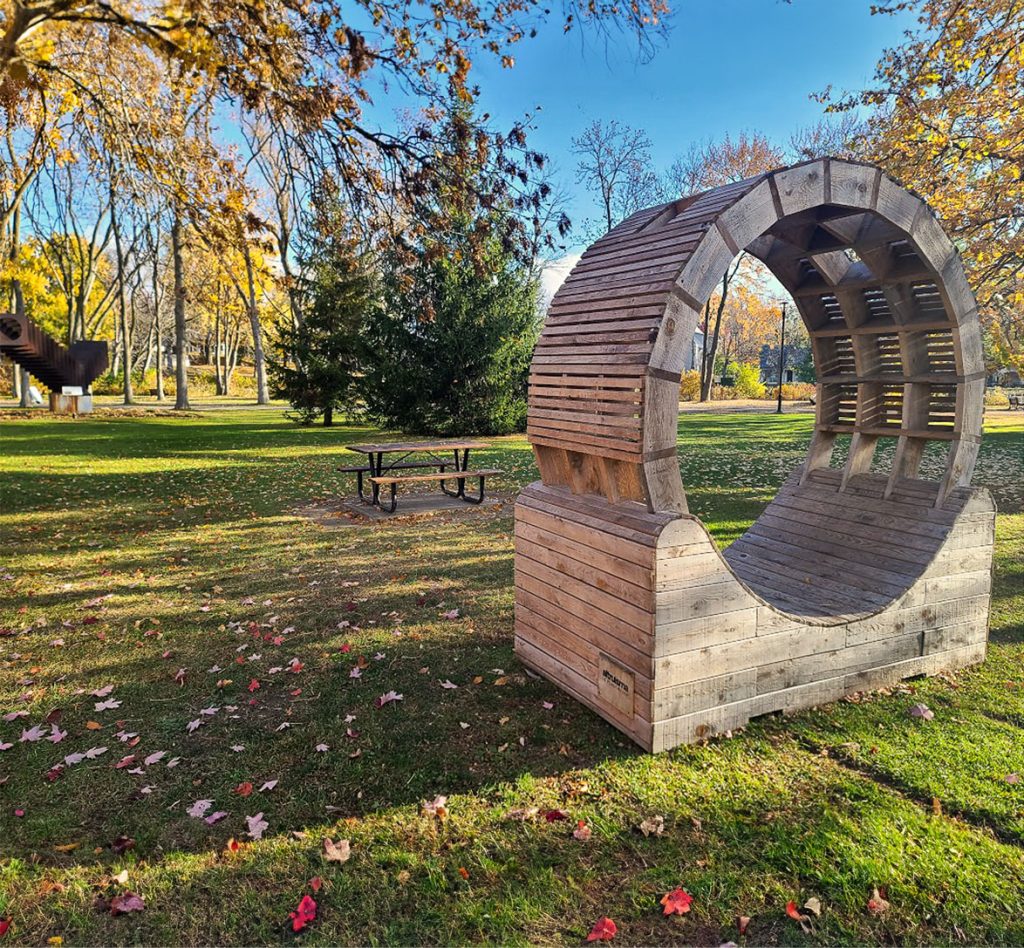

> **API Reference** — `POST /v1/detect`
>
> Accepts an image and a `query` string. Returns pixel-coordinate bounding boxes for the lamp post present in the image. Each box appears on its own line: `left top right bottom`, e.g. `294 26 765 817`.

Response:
776 301 787 415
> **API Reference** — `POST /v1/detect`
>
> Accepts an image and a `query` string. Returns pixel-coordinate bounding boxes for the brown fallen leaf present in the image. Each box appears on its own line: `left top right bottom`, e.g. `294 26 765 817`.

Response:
323 838 351 863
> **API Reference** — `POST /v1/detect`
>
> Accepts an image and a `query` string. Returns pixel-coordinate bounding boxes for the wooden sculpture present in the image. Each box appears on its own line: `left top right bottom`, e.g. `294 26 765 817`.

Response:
514 158 994 752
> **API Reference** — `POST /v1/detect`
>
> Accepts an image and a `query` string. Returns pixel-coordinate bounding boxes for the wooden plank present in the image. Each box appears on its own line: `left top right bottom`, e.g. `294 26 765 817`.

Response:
515 519 654 589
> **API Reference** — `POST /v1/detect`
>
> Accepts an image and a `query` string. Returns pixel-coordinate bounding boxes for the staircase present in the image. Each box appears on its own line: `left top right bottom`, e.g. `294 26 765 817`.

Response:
0 313 108 393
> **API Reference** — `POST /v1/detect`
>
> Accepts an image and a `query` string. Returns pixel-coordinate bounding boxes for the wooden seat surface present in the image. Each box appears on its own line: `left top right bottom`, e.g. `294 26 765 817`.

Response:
722 468 976 620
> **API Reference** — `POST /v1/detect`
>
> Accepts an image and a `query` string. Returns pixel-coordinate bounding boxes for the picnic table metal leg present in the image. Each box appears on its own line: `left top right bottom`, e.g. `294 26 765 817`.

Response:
441 449 463 497
383 481 398 513
462 475 486 504
371 452 383 508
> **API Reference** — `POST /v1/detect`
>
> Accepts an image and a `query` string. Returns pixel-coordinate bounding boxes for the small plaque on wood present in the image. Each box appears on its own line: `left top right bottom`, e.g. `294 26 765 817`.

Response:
598 653 635 716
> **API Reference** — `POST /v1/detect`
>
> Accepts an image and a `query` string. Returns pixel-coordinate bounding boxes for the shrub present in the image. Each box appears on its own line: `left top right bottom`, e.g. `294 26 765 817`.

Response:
679 370 701 401
984 386 1010 408
732 362 766 399
778 382 816 401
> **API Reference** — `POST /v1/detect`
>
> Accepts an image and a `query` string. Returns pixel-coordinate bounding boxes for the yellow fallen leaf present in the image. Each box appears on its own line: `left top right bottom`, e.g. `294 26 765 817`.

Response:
53 842 79 853
85 721 102 730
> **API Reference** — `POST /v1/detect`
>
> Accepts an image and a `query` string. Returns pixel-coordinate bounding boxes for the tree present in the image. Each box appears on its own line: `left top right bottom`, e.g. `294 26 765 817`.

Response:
3 0 667 264
823 0 1023 367
573 120 663 236
664 132 784 400
270 235 374 426
361 232 538 435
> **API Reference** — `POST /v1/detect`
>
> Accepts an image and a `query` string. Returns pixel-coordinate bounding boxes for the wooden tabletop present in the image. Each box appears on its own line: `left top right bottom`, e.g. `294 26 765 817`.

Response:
347 440 490 454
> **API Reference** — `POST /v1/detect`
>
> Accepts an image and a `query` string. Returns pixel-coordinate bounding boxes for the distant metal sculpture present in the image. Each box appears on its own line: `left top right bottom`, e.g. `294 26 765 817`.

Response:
514 158 994 752
1 313 108 406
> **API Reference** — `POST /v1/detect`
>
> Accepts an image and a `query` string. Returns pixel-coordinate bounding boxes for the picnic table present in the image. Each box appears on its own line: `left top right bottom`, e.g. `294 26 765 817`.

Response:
342 440 501 513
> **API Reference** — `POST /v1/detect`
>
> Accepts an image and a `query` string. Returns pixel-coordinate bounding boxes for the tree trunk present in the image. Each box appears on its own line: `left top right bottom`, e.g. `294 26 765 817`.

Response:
323 405 333 426
242 241 270 405
111 192 133 405
171 212 190 410
8 205 31 408
214 291 225 395
152 245 165 402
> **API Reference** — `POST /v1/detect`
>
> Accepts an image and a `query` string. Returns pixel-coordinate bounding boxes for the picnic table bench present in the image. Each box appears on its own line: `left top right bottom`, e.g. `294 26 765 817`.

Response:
1008 391 1024 410
344 440 501 513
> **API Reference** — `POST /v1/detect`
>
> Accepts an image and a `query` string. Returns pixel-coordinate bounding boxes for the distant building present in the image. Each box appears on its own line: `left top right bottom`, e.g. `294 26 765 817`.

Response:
760 344 811 385
688 328 705 373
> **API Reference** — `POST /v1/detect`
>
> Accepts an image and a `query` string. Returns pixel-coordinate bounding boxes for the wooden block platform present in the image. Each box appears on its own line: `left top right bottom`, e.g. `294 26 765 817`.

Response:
514 470 994 751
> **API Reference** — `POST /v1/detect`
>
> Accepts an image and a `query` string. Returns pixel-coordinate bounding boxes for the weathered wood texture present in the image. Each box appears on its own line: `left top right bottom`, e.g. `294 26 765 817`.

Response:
514 158 994 752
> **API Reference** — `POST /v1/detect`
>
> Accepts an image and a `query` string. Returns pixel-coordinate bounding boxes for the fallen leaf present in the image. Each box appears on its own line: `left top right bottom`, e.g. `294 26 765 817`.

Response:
309 876 323 893
544 808 570 822
322 838 351 863
85 721 103 730
803 897 822 917
187 800 213 818
504 807 539 821
374 690 403 708
866 888 890 915
0 918 10 938
111 836 135 855
660 887 693 916
573 820 592 841
109 892 145 915
246 813 268 840
259 780 278 793
737 916 751 935
289 894 317 932
422 795 448 819
786 901 809 923
234 782 254 797
586 916 617 942
908 703 935 721
638 815 665 837
1005 773 1020 784
205 811 228 825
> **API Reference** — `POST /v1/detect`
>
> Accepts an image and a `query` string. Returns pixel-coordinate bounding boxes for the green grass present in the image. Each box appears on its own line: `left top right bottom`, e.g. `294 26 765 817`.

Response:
0 408 1021 946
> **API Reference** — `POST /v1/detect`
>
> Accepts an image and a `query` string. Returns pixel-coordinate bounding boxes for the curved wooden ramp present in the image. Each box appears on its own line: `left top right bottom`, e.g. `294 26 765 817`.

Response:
514 158 994 752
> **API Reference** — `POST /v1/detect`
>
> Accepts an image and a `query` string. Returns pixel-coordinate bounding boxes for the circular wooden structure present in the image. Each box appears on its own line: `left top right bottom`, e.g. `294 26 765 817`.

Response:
514 158 994 751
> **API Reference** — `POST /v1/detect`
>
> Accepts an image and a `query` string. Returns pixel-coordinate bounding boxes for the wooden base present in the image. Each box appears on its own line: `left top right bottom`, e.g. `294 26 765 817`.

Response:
513 469 994 752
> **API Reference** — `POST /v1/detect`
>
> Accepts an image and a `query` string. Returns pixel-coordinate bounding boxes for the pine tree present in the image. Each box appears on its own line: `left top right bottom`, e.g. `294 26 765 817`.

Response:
270 237 374 426
358 103 540 436
360 230 539 436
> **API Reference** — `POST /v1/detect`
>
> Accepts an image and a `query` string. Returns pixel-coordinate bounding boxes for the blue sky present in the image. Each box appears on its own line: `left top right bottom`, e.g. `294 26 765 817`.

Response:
468 0 916 251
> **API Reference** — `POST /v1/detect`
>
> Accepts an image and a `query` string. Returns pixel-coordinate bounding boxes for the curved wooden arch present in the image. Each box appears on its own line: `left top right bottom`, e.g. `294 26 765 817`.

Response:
514 159 994 751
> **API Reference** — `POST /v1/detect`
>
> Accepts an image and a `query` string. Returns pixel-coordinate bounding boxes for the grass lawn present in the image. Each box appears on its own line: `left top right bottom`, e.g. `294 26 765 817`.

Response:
0 408 1022 946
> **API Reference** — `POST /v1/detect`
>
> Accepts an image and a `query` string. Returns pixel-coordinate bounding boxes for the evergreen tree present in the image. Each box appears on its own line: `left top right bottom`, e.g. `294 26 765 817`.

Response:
360 232 539 435
358 103 541 436
270 236 374 426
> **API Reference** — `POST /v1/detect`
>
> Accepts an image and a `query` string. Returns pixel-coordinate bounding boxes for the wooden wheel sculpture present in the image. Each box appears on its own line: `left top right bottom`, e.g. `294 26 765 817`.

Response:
514 158 995 752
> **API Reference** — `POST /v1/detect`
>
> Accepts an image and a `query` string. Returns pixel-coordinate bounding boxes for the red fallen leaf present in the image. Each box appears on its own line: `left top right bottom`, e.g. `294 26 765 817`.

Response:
586 916 617 942
225 838 243 854
458 866 469 880
786 901 809 922
544 809 570 822
44 767 64 782
82 616 100 625
248 679 260 693
109 892 145 915
737 916 751 935
340 643 351 653
235 782 254 797
309 876 323 893
0 917 10 937
660 888 693 916
235 656 246 665
289 894 317 932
